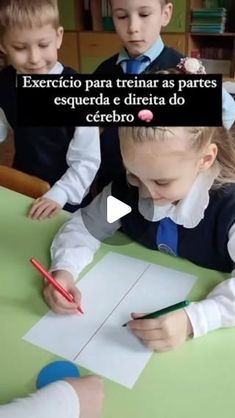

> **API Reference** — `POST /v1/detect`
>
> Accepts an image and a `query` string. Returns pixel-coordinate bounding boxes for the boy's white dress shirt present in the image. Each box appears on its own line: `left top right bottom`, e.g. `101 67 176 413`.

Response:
50 167 235 339
0 62 100 207
0 381 80 418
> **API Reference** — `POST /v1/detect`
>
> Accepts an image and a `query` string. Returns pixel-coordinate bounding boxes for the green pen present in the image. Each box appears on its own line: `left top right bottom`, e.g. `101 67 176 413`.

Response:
122 300 189 327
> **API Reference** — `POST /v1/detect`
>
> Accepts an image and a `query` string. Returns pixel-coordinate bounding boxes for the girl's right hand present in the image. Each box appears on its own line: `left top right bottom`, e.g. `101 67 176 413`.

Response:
43 270 82 314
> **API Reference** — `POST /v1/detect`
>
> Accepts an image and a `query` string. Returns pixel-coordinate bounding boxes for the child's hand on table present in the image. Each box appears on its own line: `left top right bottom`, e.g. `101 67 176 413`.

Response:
128 309 193 352
43 270 82 314
29 197 62 220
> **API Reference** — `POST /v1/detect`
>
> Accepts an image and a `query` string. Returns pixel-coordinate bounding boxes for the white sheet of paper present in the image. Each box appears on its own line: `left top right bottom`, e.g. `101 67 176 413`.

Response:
23 252 197 388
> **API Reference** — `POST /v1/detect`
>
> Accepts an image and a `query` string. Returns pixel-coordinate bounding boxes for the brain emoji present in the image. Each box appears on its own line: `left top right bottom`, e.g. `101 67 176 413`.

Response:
138 109 153 122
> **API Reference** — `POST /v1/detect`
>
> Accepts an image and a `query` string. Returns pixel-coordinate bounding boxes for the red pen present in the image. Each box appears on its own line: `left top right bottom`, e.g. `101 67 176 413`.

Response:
30 257 84 314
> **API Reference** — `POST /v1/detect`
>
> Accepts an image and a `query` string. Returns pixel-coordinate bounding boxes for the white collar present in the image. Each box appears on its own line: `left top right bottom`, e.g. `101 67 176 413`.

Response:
16 61 64 76
48 61 64 74
138 164 220 228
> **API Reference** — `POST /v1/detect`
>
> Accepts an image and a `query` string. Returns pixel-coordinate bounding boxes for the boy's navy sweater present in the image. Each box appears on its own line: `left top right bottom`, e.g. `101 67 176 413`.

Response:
0 65 76 186
94 46 183 75
94 46 184 191
112 174 235 273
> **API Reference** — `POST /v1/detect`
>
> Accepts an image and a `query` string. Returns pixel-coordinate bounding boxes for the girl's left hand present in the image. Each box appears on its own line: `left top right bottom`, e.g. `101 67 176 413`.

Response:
128 309 193 352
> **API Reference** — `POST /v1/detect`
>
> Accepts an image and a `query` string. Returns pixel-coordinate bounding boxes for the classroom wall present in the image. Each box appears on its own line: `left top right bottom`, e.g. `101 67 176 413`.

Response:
58 0 188 33
58 0 76 30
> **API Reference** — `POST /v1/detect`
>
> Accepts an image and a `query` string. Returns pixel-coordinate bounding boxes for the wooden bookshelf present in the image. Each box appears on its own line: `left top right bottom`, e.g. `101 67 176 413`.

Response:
188 0 235 77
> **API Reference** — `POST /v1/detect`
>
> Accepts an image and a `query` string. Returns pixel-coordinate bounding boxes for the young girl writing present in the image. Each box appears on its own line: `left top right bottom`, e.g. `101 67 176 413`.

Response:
42 121 235 352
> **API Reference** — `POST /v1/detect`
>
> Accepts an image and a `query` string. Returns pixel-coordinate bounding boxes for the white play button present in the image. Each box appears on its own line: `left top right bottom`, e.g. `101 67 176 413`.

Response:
107 196 132 223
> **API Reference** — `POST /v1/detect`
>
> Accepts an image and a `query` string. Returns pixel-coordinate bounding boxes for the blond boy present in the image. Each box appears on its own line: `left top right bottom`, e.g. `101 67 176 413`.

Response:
0 0 100 219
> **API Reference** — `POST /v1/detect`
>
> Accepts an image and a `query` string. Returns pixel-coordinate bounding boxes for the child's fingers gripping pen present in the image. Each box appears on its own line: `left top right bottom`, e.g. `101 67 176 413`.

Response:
122 300 189 327
30 257 84 314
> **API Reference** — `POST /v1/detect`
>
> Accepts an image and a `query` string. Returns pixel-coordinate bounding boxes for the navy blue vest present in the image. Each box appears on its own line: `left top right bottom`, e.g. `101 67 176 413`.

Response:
111 174 235 273
93 47 184 192
0 65 76 185
94 46 184 75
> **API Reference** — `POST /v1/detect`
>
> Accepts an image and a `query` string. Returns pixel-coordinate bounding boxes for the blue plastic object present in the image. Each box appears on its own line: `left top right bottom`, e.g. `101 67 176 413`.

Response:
36 360 80 389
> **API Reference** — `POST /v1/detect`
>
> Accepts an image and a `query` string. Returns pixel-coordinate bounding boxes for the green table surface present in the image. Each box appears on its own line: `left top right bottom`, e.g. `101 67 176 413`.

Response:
1 186 235 417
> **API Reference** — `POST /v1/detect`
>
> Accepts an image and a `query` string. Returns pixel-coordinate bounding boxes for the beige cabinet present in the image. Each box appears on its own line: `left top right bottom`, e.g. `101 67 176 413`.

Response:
78 32 122 73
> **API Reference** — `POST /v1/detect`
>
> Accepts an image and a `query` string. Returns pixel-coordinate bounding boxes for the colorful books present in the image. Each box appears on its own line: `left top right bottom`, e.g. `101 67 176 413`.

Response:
192 8 226 17
191 8 227 33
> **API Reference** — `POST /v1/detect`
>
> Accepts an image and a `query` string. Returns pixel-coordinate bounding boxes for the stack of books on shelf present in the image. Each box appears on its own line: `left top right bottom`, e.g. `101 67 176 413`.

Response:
191 46 230 60
76 0 114 31
191 8 227 33
203 0 224 7
190 46 231 74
